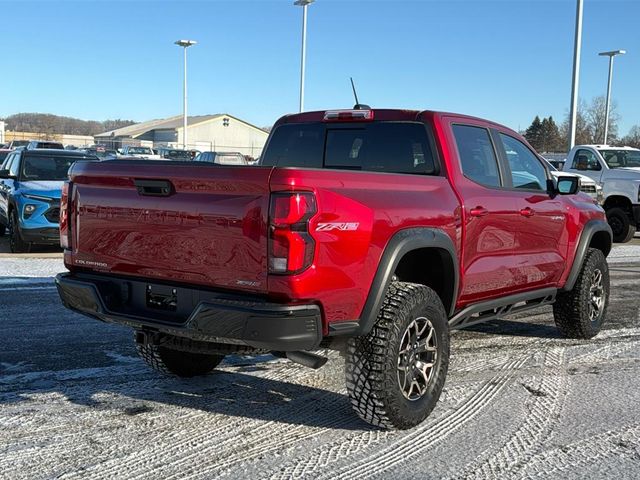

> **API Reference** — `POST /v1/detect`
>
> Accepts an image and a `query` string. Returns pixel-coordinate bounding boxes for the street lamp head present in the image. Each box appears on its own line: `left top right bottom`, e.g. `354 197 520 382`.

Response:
294 0 314 6
175 40 197 48
599 49 626 57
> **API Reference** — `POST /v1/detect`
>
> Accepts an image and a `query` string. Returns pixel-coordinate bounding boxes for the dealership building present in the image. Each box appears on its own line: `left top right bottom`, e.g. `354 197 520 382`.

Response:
94 114 269 158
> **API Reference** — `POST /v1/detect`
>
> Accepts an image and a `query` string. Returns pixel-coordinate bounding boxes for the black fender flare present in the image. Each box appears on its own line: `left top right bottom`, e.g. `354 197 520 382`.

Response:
330 227 459 337
563 219 612 291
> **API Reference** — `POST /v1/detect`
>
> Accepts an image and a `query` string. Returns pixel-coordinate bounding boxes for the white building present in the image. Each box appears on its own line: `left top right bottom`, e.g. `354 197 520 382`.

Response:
95 114 269 158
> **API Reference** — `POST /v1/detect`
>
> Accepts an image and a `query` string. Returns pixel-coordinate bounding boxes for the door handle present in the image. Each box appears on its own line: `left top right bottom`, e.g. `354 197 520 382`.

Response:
519 207 535 217
470 206 489 217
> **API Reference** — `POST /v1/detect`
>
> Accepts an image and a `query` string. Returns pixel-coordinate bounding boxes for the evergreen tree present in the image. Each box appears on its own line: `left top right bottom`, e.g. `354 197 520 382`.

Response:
524 116 543 151
540 116 562 152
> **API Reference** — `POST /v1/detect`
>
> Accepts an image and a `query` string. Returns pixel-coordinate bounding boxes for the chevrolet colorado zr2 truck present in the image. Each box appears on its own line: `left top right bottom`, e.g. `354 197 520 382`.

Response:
56 108 612 429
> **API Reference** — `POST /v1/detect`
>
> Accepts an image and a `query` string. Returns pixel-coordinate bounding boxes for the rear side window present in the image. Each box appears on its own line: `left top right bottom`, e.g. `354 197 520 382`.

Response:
261 122 436 175
452 125 501 187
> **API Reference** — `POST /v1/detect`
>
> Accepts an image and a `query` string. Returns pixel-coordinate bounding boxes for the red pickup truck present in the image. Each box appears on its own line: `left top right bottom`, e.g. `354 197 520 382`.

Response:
56 108 612 429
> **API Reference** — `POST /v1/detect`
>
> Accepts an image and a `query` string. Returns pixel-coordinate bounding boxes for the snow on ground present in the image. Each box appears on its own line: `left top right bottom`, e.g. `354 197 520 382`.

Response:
0 257 66 278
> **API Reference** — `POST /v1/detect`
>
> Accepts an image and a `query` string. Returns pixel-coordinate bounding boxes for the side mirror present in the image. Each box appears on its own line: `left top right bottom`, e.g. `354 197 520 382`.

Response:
556 176 580 195
0 169 16 180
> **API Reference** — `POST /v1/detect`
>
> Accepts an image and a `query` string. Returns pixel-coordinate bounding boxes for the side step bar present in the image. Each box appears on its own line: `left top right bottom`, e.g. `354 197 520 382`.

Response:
448 287 557 330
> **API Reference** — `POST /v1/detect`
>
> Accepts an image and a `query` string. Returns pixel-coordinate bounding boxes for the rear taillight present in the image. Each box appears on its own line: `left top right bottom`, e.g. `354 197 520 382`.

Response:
323 109 374 122
60 181 72 249
269 192 317 274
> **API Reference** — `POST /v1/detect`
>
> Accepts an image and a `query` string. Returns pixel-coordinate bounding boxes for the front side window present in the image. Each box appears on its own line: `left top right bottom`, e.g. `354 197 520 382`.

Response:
597 149 640 169
500 133 547 190
20 155 77 181
572 149 601 171
452 125 501 187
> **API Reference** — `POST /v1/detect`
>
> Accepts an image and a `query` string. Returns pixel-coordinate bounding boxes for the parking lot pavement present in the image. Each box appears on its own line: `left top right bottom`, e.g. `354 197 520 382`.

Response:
0 246 639 479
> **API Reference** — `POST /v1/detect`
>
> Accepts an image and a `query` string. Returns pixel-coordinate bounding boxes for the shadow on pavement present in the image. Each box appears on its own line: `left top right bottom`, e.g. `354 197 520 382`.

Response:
0 362 372 431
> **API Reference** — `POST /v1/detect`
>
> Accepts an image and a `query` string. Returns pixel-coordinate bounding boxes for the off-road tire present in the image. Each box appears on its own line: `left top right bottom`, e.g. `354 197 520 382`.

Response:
0 224 5 236
8 210 29 253
136 343 225 377
345 282 450 430
553 248 609 339
606 207 636 243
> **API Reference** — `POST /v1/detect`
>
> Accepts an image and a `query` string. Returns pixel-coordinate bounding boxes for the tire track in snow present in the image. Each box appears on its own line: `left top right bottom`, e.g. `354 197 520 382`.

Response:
69 358 341 480
519 423 640 478
2 357 325 476
452 347 568 480
270 354 530 480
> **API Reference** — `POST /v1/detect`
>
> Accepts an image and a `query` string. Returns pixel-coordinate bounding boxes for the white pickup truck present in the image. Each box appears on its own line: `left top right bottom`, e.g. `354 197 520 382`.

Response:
563 145 640 242
119 146 161 160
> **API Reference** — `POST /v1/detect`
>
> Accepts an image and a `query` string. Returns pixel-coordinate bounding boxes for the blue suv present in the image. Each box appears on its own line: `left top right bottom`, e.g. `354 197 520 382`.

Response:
0 149 97 252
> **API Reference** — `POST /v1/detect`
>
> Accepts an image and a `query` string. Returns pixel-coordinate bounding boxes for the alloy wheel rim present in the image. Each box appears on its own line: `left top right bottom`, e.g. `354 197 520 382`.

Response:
397 316 437 401
589 268 605 323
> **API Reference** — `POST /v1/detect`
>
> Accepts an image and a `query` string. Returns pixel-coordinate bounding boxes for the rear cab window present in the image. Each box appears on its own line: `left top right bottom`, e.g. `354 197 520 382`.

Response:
261 121 437 175
452 125 501 187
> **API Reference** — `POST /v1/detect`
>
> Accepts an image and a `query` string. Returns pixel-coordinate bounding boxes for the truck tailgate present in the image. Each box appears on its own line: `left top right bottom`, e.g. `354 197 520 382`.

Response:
67 161 272 293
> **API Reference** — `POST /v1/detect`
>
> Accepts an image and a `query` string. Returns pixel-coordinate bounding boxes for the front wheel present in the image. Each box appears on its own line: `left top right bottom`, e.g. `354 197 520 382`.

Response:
345 282 450 430
8 211 29 253
553 248 609 339
606 207 636 243
136 343 225 377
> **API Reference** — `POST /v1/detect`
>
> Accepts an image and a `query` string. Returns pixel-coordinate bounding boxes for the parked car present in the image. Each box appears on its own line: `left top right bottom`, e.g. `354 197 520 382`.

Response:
0 149 97 251
563 144 640 242
6 140 30 149
84 146 118 161
118 145 161 159
157 147 192 161
193 151 248 165
56 107 611 430
26 140 65 150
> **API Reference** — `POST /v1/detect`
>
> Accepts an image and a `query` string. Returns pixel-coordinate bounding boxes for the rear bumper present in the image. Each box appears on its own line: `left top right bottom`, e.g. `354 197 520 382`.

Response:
55 272 323 351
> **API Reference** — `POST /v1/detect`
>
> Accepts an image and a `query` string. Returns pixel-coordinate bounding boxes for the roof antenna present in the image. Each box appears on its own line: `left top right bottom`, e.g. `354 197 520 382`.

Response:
350 77 370 110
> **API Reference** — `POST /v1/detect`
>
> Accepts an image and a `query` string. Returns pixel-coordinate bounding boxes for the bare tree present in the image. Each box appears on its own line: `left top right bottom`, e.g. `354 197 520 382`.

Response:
560 99 592 147
587 95 619 144
620 125 640 148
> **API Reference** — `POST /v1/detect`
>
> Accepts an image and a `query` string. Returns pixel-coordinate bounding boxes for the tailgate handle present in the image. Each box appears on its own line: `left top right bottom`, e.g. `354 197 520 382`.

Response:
134 179 174 197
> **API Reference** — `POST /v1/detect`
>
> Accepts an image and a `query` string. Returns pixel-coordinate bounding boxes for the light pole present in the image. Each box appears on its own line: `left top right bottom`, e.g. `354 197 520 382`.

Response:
568 0 583 150
294 0 314 113
175 39 197 149
599 49 626 145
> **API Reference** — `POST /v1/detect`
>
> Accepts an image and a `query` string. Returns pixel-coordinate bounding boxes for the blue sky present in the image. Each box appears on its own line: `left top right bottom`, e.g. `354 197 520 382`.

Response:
0 0 638 134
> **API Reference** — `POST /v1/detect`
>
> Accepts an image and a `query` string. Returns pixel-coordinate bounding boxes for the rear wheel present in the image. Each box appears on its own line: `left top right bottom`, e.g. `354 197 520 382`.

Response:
606 207 636 243
8 210 29 253
345 282 450 429
553 248 609 339
136 343 225 377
